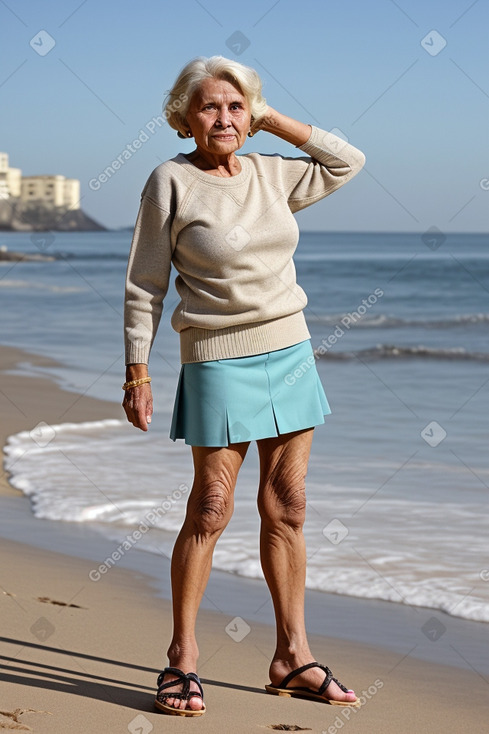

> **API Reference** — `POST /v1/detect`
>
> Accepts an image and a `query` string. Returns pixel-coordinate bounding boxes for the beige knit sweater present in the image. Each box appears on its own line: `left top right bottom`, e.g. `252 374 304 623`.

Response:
124 125 365 364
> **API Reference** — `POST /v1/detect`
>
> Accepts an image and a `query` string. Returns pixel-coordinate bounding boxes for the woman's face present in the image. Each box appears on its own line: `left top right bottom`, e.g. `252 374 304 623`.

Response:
185 77 251 156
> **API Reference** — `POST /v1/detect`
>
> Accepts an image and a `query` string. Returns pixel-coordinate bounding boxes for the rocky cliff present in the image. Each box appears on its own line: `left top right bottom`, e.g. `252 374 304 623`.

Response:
0 199 106 231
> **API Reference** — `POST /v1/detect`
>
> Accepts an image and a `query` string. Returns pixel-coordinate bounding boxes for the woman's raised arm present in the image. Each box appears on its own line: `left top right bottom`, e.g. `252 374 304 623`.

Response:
257 106 311 146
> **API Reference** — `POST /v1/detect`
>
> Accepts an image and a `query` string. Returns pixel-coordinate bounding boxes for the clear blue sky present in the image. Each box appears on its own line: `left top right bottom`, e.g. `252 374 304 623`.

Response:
1 0 488 231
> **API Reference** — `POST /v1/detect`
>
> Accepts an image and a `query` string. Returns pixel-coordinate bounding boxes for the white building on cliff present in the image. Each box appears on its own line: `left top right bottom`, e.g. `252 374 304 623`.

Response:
0 151 80 209
0 152 10 199
21 175 80 209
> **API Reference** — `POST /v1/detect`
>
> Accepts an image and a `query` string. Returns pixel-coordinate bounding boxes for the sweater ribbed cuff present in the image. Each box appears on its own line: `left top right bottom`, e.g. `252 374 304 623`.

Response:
124 326 152 365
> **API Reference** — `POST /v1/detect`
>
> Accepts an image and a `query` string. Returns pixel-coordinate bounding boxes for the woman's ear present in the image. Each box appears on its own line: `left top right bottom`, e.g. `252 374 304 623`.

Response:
177 120 193 138
248 115 259 137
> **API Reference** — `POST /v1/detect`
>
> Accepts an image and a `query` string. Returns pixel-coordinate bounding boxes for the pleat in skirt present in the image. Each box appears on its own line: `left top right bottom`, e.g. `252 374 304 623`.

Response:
169 339 331 447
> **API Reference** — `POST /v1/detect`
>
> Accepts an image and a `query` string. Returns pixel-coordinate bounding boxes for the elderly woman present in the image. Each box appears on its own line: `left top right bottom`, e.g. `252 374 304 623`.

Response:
123 56 365 717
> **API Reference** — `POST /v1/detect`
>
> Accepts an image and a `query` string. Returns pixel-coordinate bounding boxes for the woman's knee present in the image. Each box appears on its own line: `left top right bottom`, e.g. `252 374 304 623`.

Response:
188 479 234 536
258 478 307 530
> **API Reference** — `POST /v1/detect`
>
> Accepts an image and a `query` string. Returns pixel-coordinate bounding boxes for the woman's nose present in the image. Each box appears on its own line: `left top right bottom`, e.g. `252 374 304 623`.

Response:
216 108 231 127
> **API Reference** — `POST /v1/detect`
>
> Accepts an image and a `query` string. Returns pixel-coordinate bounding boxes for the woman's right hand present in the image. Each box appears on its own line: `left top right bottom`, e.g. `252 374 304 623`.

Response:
122 383 153 431
122 363 153 431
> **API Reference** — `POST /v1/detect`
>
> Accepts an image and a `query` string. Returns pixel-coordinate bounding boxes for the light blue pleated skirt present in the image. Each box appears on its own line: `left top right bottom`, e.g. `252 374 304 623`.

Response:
169 339 331 447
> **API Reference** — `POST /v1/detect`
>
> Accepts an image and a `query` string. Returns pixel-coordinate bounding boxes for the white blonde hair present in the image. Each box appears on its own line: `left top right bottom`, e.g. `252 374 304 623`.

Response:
164 56 267 137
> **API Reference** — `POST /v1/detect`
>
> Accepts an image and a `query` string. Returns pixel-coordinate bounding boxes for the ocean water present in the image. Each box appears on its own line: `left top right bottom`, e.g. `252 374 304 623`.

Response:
2 230 489 623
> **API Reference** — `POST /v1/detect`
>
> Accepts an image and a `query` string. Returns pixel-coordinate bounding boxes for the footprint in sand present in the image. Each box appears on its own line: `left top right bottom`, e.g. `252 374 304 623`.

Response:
35 596 86 608
0 708 52 731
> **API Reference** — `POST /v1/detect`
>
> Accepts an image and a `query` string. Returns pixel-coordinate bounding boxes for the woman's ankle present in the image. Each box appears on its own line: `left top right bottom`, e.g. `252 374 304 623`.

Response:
271 639 312 664
166 640 200 670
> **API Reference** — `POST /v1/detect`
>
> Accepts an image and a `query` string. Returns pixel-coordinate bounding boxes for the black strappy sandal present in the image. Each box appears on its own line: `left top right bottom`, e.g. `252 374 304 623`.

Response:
154 666 206 716
265 662 360 707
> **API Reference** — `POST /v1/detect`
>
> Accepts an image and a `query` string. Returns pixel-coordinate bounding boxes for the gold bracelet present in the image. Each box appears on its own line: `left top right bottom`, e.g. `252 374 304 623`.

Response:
122 376 152 390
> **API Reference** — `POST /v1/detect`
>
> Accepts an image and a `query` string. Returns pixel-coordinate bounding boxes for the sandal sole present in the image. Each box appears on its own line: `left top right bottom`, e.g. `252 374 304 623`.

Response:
154 698 206 716
265 685 360 707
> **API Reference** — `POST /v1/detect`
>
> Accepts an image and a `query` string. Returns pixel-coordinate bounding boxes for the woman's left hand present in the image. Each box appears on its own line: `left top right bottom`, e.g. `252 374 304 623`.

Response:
253 106 311 147
251 105 273 135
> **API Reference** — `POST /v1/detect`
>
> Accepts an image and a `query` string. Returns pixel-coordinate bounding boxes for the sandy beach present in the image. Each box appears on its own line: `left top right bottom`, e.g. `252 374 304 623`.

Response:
1 347 489 733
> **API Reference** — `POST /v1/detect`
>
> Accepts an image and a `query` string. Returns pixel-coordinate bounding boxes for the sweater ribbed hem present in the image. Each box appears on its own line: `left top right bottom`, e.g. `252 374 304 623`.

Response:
179 312 310 364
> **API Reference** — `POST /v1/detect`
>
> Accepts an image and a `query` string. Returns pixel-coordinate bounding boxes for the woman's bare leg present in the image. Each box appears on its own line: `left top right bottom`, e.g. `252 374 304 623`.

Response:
162 441 249 711
257 429 357 704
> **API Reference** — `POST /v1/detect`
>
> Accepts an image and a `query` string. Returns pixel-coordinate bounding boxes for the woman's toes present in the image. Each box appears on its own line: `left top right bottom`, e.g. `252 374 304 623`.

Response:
166 694 184 709
189 696 203 711
325 679 356 703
